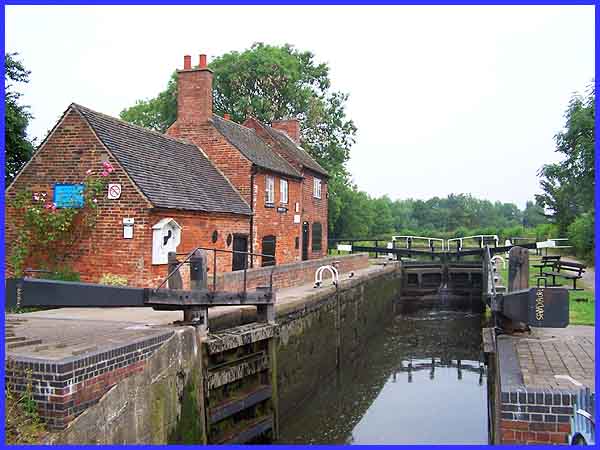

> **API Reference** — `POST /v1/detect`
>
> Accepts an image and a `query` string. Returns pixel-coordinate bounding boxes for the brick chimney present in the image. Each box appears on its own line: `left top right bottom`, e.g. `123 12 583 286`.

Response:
176 54 213 123
272 119 300 144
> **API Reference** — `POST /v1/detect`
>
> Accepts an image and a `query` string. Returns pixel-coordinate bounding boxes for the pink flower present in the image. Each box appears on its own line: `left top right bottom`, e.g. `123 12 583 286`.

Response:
41 192 47 198
93 198 98 204
44 202 57 211
33 193 40 201
85 169 93 176
102 161 114 173
101 170 109 177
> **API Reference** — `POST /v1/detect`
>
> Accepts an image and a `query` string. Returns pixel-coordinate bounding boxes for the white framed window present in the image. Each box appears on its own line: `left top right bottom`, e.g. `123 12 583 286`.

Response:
313 178 322 199
280 179 288 204
265 176 275 204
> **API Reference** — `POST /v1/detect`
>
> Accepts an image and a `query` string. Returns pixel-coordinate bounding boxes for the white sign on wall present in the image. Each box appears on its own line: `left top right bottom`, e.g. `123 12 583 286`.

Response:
108 183 122 200
293 214 301 224
123 218 134 239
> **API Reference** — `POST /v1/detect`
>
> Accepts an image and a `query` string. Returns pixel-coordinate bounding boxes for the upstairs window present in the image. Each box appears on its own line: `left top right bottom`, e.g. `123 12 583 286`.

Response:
313 178 322 199
280 179 288 204
312 222 322 251
265 176 275 204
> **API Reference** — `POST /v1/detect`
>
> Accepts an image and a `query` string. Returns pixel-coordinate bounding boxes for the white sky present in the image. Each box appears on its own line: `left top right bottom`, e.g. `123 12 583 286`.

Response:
5 5 594 209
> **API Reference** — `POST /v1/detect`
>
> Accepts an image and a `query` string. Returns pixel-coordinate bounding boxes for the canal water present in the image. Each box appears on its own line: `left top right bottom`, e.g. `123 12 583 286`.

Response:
277 308 488 445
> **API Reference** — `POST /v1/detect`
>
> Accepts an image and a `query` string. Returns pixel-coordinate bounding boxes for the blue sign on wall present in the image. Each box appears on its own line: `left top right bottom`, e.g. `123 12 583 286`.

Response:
53 183 85 208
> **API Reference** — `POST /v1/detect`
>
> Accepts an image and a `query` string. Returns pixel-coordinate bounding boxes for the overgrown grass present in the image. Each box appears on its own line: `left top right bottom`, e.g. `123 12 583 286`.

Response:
5 361 47 444
497 254 595 326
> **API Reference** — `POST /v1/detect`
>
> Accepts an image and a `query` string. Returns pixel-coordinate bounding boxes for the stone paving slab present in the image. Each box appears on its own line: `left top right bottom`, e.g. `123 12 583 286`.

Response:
499 325 595 393
5 315 173 362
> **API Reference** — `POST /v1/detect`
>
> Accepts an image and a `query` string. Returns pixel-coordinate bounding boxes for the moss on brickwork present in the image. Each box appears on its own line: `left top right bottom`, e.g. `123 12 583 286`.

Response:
168 371 205 444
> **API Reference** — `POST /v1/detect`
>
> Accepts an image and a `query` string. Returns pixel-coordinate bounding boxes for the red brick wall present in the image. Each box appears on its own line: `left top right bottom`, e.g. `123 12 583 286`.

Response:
500 420 570 444
5 108 251 288
5 108 154 287
252 170 302 266
148 209 251 287
216 252 369 292
243 118 328 260
301 169 328 258
499 390 575 444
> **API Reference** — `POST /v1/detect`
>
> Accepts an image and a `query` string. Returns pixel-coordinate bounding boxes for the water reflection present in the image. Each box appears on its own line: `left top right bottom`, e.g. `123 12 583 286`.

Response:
278 310 488 445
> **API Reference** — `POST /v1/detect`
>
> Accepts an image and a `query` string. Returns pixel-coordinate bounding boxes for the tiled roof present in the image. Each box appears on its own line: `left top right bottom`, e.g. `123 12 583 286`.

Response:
73 104 251 216
211 115 302 179
263 125 329 177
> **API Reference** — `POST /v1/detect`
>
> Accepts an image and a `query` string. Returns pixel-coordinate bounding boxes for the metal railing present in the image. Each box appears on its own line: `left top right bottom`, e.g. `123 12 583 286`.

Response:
155 246 276 296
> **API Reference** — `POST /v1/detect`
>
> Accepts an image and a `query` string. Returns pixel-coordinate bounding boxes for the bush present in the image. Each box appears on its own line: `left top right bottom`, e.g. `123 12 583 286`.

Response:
99 273 128 286
45 267 80 282
567 212 594 263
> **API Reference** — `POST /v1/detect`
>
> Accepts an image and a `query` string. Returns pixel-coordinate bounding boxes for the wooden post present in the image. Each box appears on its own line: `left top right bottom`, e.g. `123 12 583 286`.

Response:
186 249 209 330
167 252 183 290
508 246 529 292
505 246 529 332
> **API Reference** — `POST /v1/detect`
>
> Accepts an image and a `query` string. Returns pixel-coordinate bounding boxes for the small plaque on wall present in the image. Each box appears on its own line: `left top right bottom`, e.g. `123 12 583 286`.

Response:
293 214 301 223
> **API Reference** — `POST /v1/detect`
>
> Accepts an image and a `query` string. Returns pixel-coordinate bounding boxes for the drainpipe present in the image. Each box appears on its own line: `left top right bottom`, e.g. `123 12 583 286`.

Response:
249 165 257 268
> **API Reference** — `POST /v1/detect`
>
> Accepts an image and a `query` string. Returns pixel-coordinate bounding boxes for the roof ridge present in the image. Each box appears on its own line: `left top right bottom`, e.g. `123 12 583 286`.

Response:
262 122 328 175
211 114 302 178
71 103 196 147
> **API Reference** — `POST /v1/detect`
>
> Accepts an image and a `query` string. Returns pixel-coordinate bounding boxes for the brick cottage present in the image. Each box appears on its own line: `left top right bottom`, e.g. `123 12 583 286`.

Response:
5 54 329 287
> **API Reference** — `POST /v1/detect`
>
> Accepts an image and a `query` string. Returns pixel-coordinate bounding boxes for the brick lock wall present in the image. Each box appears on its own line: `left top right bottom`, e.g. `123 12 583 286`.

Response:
5 109 154 287
499 390 575 444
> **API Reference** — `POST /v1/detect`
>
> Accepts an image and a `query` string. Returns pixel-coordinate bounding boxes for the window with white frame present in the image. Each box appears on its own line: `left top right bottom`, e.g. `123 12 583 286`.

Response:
313 178 322 199
280 179 288 204
265 176 275 204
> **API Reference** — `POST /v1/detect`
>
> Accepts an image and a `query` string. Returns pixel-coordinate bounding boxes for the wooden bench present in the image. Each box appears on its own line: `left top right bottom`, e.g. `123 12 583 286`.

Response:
543 260 587 290
532 255 561 276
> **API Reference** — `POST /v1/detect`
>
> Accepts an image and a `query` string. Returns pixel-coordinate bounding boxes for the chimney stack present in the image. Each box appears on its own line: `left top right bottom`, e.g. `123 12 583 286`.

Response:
176 53 213 124
272 119 300 144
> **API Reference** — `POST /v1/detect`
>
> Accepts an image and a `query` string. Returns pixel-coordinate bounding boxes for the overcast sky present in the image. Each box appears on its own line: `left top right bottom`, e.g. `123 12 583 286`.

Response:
5 5 594 209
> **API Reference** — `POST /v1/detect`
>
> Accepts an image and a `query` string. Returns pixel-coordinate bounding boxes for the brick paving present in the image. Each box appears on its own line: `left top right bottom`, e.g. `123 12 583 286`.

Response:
510 326 595 392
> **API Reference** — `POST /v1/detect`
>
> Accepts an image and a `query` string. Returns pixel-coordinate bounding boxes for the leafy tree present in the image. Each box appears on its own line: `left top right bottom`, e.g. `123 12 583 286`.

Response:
522 200 547 228
536 84 595 232
120 43 356 178
5 53 35 185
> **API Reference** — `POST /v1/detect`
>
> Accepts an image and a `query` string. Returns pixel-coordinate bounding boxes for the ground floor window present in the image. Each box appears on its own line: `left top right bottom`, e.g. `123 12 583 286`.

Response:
262 235 276 267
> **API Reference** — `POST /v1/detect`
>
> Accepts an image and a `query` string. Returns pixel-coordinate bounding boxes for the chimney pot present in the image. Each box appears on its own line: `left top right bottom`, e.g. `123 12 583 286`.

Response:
223 113 231 120
183 55 191 70
199 54 207 69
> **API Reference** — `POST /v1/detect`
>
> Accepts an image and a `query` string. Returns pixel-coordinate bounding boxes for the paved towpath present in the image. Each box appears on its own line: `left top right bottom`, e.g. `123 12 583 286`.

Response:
498 325 595 393
7 261 397 361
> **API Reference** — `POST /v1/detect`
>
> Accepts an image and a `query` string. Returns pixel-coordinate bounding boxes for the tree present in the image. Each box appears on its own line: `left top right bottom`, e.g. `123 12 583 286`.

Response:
120 43 356 179
536 83 595 233
522 200 547 228
5 53 35 185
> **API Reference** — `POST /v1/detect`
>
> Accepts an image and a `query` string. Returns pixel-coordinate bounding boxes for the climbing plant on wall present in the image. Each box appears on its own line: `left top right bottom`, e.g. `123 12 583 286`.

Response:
9 162 115 276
